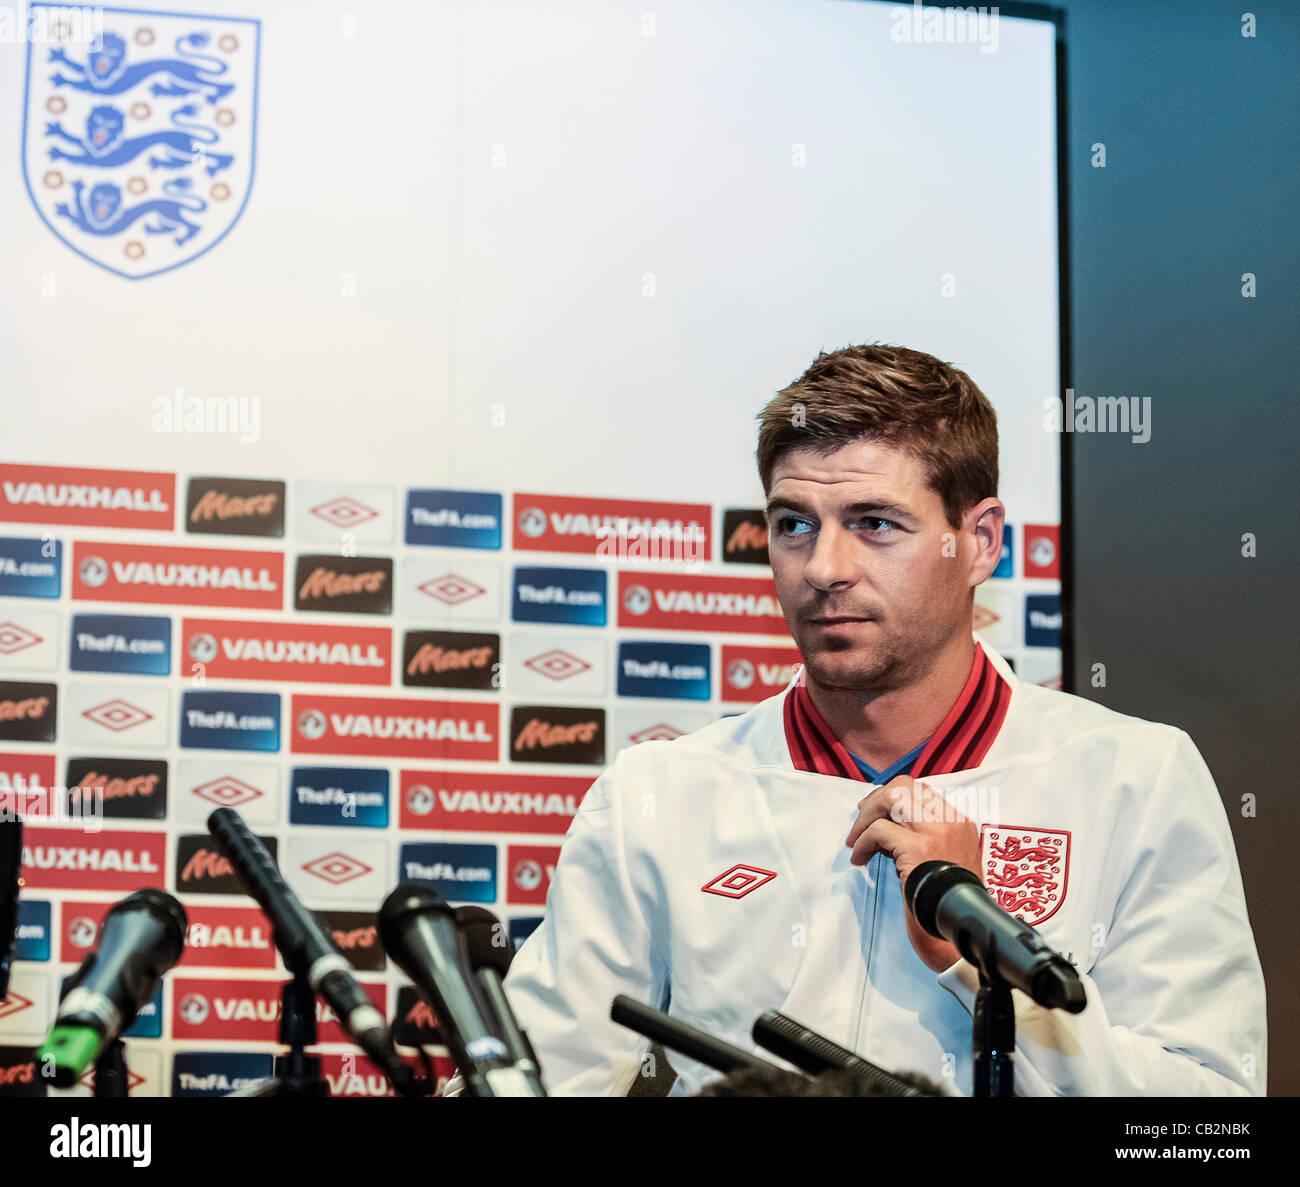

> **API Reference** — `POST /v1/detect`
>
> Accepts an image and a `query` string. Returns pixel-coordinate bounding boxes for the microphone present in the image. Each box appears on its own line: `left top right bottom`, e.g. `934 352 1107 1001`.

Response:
453 905 544 1092
379 884 543 1097
38 888 186 1086
904 860 1086 1012
752 1010 939 1096
0 816 22 999
610 994 796 1077
206 807 423 1096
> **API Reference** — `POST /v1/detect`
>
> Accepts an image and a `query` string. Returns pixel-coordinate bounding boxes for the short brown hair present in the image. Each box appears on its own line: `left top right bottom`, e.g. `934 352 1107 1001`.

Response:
756 344 999 529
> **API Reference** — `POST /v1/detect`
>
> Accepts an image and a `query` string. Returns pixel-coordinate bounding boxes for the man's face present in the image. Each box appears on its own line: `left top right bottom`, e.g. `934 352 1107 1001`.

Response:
765 438 999 694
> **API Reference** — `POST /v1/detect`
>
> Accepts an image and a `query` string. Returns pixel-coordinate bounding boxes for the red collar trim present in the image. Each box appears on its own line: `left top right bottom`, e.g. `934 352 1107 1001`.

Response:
784 644 1012 781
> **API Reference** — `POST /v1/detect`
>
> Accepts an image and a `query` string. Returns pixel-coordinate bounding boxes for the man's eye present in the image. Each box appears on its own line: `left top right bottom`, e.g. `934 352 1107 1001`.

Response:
775 515 813 536
852 518 896 534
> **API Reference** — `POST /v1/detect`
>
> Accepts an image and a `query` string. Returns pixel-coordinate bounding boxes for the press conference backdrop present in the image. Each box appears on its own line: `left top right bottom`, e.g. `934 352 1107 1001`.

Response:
0 0 1062 1095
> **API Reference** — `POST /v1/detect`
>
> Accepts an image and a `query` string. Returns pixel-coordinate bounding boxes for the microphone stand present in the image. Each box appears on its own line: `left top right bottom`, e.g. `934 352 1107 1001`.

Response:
92 1038 129 1098
971 968 1015 1098
224 968 329 1098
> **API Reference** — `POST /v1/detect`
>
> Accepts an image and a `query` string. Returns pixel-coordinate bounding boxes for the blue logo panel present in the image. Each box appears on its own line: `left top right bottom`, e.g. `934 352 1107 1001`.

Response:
180 690 280 751
172 1051 275 1098
406 490 502 550
512 566 606 626
0 536 61 598
289 766 389 828
508 916 543 951
993 524 1014 578
1025 594 1062 647
397 842 497 904
125 983 163 1038
15 900 52 961
616 641 711 700
70 613 171 675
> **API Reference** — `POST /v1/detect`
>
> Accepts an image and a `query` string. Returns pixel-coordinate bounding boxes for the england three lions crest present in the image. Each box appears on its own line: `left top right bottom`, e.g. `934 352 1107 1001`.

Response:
980 825 1070 926
22 3 259 280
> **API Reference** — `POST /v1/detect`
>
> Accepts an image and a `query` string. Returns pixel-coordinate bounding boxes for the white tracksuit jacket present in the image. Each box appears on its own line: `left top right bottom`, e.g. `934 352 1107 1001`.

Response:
453 637 1267 1097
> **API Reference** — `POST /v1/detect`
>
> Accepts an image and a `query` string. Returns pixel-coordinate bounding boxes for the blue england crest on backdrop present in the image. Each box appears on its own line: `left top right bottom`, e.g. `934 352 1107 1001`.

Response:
22 4 260 280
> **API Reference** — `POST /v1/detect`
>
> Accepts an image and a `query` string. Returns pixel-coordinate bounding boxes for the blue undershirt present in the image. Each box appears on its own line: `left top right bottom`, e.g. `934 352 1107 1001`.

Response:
846 739 927 784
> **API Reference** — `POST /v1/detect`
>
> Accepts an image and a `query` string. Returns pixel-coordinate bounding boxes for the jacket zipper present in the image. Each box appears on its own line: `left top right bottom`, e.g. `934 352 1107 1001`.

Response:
851 852 886 1050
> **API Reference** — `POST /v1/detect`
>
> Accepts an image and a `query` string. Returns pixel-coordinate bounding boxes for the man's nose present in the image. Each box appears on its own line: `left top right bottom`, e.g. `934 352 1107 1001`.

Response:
803 523 857 591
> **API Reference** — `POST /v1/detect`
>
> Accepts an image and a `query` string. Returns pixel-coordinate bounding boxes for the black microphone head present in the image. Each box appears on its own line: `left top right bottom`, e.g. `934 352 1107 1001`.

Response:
904 861 982 938
102 888 188 966
378 883 452 951
454 905 512 976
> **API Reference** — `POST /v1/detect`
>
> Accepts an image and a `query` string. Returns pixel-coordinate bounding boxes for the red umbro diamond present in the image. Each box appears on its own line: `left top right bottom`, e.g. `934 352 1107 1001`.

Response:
701 864 777 899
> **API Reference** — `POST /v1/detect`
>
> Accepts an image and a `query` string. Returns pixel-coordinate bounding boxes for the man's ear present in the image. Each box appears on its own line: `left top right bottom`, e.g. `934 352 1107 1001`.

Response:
964 498 1006 587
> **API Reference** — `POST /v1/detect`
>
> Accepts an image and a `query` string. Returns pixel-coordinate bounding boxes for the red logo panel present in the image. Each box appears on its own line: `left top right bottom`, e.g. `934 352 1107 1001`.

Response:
720 644 803 702
0 464 174 530
0 752 57 819
617 571 788 635
183 618 392 685
291 694 498 760
399 770 592 834
20 827 166 891
506 844 560 906
513 493 711 559
171 977 387 1042
1022 524 1060 579
72 541 283 609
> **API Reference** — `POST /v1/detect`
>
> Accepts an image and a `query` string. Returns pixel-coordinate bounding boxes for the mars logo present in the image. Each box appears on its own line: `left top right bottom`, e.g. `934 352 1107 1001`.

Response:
21 5 261 280
185 476 285 538
0 681 57 743
509 706 604 766
980 826 1070 925
702 864 777 899
721 509 770 565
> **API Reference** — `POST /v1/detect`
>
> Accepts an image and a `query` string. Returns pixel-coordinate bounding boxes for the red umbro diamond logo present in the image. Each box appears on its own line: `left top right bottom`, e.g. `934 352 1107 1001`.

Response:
701 864 777 899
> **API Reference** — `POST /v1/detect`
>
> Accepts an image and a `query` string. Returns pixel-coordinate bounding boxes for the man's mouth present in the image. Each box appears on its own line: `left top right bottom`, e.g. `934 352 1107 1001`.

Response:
808 615 875 627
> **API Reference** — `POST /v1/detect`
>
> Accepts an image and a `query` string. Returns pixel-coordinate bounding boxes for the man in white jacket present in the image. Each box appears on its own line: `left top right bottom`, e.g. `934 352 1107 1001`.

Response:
452 344 1267 1097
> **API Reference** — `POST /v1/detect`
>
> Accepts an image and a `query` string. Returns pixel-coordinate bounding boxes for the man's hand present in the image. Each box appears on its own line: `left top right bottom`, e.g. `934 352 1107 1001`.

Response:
845 775 982 974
